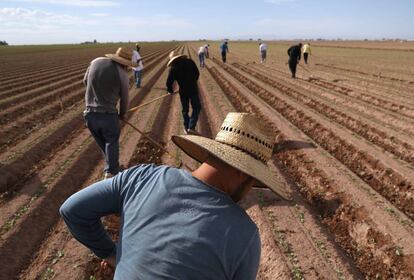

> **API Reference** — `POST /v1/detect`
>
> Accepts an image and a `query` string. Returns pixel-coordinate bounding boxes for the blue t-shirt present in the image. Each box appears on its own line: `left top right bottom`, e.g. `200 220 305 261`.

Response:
60 164 261 280
220 43 229 53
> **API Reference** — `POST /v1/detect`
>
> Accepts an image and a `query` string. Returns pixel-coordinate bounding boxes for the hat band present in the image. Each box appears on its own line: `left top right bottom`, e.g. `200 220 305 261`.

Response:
116 50 132 61
216 139 267 164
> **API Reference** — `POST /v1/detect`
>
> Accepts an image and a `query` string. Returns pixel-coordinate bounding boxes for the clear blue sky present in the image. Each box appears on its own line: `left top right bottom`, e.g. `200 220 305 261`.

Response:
0 0 413 44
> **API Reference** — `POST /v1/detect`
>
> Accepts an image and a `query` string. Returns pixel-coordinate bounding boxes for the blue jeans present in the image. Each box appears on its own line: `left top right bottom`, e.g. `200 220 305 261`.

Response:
221 52 227 63
134 70 142 88
180 94 201 130
84 112 120 175
198 53 205 67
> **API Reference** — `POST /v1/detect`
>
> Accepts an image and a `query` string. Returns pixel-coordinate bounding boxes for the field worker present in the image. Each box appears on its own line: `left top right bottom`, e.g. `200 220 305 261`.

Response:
132 43 144 88
220 41 229 63
259 42 268 63
60 112 290 280
198 45 206 68
166 51 201 135
204 43 210 58
302 43 311 64
287 43 302 79
83 47 136 179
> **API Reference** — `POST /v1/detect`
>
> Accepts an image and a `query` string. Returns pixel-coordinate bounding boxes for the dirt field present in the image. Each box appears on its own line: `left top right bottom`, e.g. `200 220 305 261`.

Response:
0 41 413 279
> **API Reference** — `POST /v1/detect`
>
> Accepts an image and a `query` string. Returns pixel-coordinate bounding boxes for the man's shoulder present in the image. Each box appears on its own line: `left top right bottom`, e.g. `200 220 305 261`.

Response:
120 164 170 177
132 50 141 58
90 57 110 65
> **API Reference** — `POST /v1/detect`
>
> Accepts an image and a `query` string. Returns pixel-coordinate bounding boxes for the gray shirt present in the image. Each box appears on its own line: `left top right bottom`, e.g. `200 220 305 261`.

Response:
60 164 261 280
83 57 129 117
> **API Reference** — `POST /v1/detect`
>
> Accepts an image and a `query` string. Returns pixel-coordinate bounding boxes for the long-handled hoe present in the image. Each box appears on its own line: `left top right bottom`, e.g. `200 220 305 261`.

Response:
285 61 316 81
128 90 178 112
123 91 192 171
122 119 193 171
297 63 316 80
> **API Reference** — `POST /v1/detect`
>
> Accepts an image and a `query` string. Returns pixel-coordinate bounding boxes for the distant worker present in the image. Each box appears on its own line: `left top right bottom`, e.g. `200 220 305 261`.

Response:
287 43 302 79
259 42 268 63
204 44 210 58
166 51 201 135
83 47 136 179
302 43 311 64
220 41 229 63
198 46 206 68
132 43 144 88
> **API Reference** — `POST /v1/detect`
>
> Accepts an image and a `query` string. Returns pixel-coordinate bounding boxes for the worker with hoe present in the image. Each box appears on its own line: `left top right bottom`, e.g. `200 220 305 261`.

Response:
259 41 268 63
220 40 229 63
287 42 302 78
132 43 144 88
166 51 201 135
60 112 290 279
302 42 311 64
198 45 206 68
83 47 136 179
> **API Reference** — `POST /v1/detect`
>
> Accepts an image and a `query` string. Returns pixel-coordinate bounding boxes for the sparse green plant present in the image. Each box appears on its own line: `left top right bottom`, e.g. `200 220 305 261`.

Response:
40 267 55 280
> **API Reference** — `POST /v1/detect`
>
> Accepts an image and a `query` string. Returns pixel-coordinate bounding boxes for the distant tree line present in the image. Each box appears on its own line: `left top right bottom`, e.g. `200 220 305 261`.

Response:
0 40 8 46
80 39 98 45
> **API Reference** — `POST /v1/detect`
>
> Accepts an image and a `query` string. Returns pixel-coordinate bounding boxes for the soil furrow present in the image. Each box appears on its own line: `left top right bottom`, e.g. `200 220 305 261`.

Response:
0 62 87 93
248 62 414 142
315 63 414 87
233 62 414 164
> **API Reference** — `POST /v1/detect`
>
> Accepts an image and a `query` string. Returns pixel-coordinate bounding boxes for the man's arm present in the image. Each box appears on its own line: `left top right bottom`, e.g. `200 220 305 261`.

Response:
59 178 122 259
232 230 261 280
118 67 129 119
287 47 292 56
83 66 90 86
166 67 175 93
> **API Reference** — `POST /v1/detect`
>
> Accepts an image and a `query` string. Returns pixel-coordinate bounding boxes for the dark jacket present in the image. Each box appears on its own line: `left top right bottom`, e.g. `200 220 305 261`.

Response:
287 45 302 61
166 57 200 97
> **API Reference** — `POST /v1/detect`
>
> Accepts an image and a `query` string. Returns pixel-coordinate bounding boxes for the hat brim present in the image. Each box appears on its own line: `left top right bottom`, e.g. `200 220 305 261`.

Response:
105 54 137 68
172 135 290 200
167 55 187 67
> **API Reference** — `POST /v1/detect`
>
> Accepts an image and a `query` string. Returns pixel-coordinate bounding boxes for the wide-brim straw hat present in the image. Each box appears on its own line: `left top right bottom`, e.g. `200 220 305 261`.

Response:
105 47 137 68
167 51 187 67
172 112 290 199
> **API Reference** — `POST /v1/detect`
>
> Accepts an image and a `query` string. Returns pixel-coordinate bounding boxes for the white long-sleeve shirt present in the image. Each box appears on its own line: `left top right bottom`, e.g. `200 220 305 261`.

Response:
259 43 268 52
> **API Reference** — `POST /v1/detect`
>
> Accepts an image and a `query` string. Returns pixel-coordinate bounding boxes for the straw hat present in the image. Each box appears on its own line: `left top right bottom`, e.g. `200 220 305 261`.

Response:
172 112 290 199
167 51 187 67
105 47 137 67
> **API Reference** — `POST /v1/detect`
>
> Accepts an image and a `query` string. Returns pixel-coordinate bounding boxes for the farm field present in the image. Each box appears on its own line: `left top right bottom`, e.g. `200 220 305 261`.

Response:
0 41 414 279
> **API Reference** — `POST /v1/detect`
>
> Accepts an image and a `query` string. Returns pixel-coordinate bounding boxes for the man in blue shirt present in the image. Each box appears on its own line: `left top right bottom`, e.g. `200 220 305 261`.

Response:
60 112 290 279
220 41 229 63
